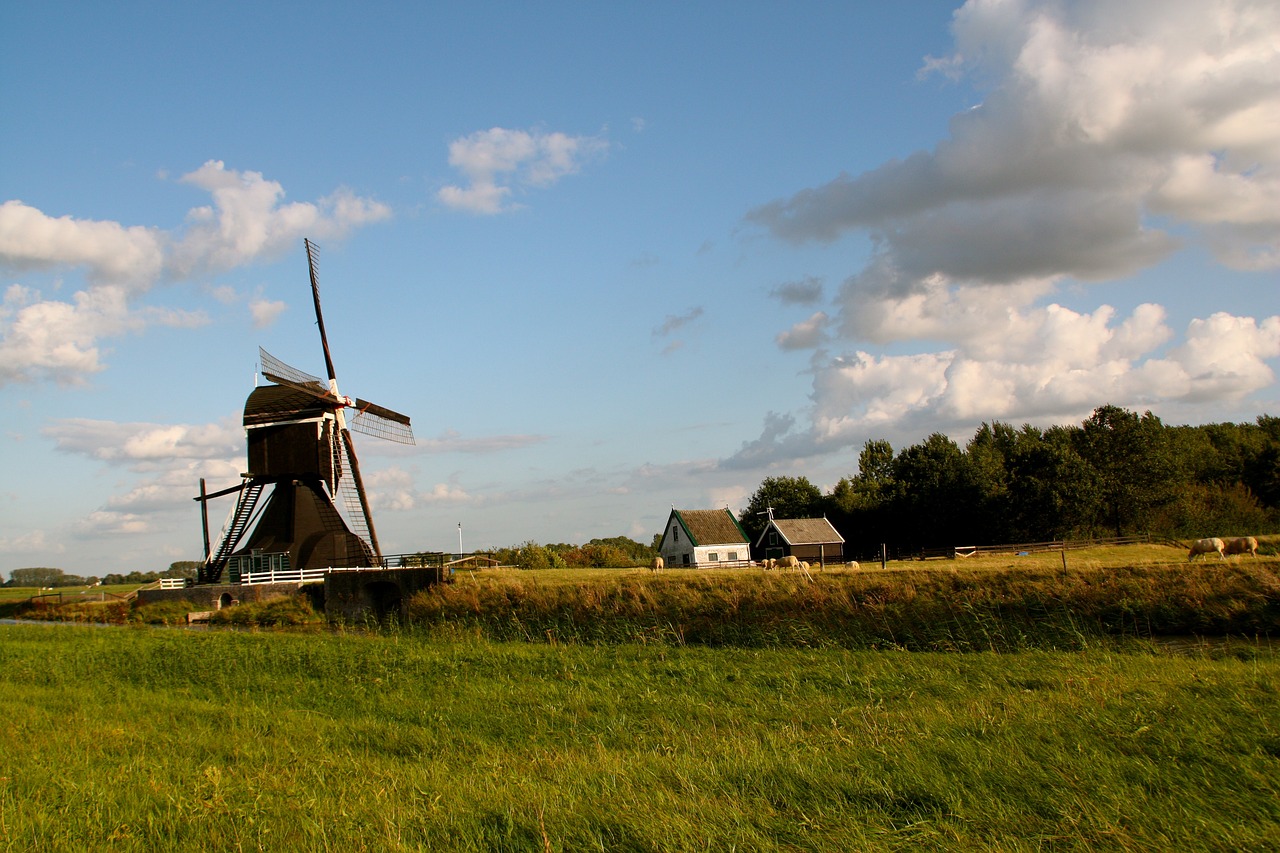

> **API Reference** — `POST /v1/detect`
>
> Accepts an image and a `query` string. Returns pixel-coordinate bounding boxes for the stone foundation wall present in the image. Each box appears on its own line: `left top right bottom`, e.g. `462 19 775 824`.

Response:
325 567 448 622
134 567 447 622
135 582 305 610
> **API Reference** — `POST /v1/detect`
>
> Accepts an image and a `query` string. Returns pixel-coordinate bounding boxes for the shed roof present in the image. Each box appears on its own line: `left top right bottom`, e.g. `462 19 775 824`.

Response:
760 517 844 547
671 508 749 546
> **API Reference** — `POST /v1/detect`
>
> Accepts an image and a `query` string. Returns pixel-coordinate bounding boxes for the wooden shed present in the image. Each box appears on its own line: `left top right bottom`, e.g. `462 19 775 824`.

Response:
755 517 845 566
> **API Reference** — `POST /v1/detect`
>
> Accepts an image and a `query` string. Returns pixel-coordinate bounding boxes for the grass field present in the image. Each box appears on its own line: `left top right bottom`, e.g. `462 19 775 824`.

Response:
1 624 1277 852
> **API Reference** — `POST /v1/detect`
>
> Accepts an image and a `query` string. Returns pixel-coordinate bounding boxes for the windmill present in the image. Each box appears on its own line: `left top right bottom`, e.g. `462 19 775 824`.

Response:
198 239 414 584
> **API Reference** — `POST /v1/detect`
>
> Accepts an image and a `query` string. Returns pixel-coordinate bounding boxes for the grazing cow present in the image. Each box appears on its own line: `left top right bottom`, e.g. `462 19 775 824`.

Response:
777 555 800 570
651 556 664 572
1188 537 1225 561
1224 536 1258 558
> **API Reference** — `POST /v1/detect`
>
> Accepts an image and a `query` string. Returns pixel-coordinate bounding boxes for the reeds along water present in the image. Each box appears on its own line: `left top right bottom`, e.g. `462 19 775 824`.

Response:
405 562 1280 650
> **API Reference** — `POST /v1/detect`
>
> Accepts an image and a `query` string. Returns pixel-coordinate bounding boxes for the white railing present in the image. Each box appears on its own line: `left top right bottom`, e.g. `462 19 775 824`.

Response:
238 565 376 586
159 578 189 589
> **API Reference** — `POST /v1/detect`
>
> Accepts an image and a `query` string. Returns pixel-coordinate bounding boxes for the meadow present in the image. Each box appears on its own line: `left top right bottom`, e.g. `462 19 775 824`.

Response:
1 624 1278 852
3 544 1278 850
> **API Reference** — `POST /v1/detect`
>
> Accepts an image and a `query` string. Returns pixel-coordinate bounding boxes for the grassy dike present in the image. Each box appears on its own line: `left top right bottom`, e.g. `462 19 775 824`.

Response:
1 624 1278 851
406 559 1280 650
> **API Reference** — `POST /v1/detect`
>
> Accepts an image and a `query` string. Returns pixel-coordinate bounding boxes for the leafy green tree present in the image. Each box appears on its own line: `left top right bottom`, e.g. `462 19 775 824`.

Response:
892 433 976 544
163 561 202 580
8 567 68 587
1074 405 1178 536
1005 425 1099 541
826 440 899 555
508 542 565 570
1151 482 1273 538
964 423 1020 542
739 476 825 542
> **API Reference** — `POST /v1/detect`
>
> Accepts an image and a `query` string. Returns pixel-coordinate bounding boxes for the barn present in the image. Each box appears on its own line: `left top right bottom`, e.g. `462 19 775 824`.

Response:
755 516 845 567
658 508 752 568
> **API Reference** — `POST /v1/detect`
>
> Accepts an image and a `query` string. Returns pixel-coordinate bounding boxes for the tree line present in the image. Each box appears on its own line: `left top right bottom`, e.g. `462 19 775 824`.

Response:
2 562 202 589
737 405 1280 559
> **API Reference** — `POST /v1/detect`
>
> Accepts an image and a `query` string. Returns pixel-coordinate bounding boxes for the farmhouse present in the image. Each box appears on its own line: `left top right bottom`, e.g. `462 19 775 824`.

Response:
755 516 845 567
659 508 752 568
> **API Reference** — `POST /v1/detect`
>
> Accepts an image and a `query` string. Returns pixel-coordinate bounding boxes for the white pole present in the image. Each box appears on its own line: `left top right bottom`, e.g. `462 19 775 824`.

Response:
458 522 463 558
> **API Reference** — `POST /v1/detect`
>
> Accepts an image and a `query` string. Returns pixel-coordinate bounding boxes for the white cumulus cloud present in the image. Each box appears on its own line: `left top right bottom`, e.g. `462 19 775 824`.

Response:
437 127 608 214
0 161 390 388
737 0 1280 470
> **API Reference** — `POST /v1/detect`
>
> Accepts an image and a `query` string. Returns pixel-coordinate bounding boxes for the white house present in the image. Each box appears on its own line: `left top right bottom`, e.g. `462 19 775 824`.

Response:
658 508 752 568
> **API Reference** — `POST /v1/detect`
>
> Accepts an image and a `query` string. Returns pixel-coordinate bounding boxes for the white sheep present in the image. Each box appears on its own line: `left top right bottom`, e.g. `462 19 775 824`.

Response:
1188 537 1225 561
651 556 665 572
1223 536 1258 558
776 555 800 570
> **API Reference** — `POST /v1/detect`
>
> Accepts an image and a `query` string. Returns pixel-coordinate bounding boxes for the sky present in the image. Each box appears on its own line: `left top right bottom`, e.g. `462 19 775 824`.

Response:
2 0 1278 578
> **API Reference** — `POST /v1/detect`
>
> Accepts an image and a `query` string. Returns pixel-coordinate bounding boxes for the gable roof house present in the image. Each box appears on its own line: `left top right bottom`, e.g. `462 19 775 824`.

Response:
755 517 845 566
658 508 752 568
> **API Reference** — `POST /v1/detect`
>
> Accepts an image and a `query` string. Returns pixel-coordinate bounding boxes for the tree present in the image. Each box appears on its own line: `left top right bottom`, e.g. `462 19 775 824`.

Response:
739 476 825 542
164 561 202 579
964 423 1019 542
1074 405 1178 536
891 433 975 545
8 567 68 588
1004 425 1099 541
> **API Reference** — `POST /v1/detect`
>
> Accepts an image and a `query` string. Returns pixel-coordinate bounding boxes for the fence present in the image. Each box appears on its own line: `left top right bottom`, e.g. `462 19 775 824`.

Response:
915 534 1154 561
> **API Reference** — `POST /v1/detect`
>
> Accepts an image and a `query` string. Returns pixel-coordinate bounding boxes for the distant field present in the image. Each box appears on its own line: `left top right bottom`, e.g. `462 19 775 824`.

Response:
450 540 1269 586
0 584 140 603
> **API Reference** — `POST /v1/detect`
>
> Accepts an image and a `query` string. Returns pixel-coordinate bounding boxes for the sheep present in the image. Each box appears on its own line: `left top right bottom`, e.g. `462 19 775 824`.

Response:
848 560 860 570
1223 536 1258 558
760 558 776 570
651 556 665 572
776 555 800 570
799 561 810 571
1187 537 1225 561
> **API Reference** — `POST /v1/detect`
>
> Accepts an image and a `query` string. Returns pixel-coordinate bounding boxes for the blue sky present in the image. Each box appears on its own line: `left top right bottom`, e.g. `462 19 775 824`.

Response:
2 0 1278 577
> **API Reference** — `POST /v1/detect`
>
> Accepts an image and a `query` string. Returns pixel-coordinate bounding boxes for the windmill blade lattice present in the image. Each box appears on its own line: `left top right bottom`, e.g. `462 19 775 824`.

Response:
259 347 415 445
260 348 326 390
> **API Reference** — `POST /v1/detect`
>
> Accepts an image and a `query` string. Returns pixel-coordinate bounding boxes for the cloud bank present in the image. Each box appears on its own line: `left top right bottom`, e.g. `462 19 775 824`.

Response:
738 0 1280 468
0 161 391 387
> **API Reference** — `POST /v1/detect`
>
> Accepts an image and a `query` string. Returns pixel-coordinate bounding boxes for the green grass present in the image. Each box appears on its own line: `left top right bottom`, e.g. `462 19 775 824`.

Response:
1 625 1277 851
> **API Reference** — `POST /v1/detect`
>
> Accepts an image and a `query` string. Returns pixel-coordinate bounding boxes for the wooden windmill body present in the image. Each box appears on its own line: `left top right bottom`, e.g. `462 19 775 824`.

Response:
198 240 414 584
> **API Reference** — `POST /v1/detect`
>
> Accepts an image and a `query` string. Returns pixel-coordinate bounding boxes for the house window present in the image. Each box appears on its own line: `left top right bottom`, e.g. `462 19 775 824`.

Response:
728 552 738 561
768 531 778 546
709 552 719 561
672 526 679 543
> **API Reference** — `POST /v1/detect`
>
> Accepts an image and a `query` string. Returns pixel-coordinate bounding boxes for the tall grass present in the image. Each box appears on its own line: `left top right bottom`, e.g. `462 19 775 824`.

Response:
407 560 1280 649
1 625 1277 851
